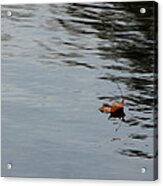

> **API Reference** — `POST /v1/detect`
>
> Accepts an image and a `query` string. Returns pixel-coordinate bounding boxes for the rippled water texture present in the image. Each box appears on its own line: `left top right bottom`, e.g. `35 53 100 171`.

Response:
1 2 158 180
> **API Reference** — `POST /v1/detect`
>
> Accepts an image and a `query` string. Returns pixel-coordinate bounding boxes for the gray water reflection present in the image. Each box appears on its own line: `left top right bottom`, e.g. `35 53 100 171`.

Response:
1 2 157 180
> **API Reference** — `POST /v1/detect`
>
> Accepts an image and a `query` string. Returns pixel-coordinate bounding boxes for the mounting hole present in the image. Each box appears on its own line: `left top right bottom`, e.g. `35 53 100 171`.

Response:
140 8 146 14
141 167 146 173
7 11 12 17
7 163 13 170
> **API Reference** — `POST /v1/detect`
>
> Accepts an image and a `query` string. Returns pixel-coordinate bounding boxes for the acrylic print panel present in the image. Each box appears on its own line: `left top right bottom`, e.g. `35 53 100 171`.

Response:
1 1 158 180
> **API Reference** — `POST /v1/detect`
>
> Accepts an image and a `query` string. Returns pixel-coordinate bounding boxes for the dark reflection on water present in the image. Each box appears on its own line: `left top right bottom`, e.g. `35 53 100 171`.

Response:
118 149 155 159
128 133 148 140
64 60 96 69
1 2 157 179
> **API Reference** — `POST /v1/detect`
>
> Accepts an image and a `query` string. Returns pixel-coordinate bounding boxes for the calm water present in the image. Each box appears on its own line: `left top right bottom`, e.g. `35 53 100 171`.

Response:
1 2 157 180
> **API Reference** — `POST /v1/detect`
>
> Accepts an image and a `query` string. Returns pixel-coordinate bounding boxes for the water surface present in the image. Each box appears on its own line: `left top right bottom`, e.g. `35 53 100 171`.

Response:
1 2 157 180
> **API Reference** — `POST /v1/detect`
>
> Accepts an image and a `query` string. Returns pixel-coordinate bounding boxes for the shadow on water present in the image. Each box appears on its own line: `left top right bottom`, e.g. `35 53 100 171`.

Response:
62 2 157 159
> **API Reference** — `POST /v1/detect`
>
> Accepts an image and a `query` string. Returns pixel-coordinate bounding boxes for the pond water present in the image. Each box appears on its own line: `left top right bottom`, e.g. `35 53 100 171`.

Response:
1 2 157 180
